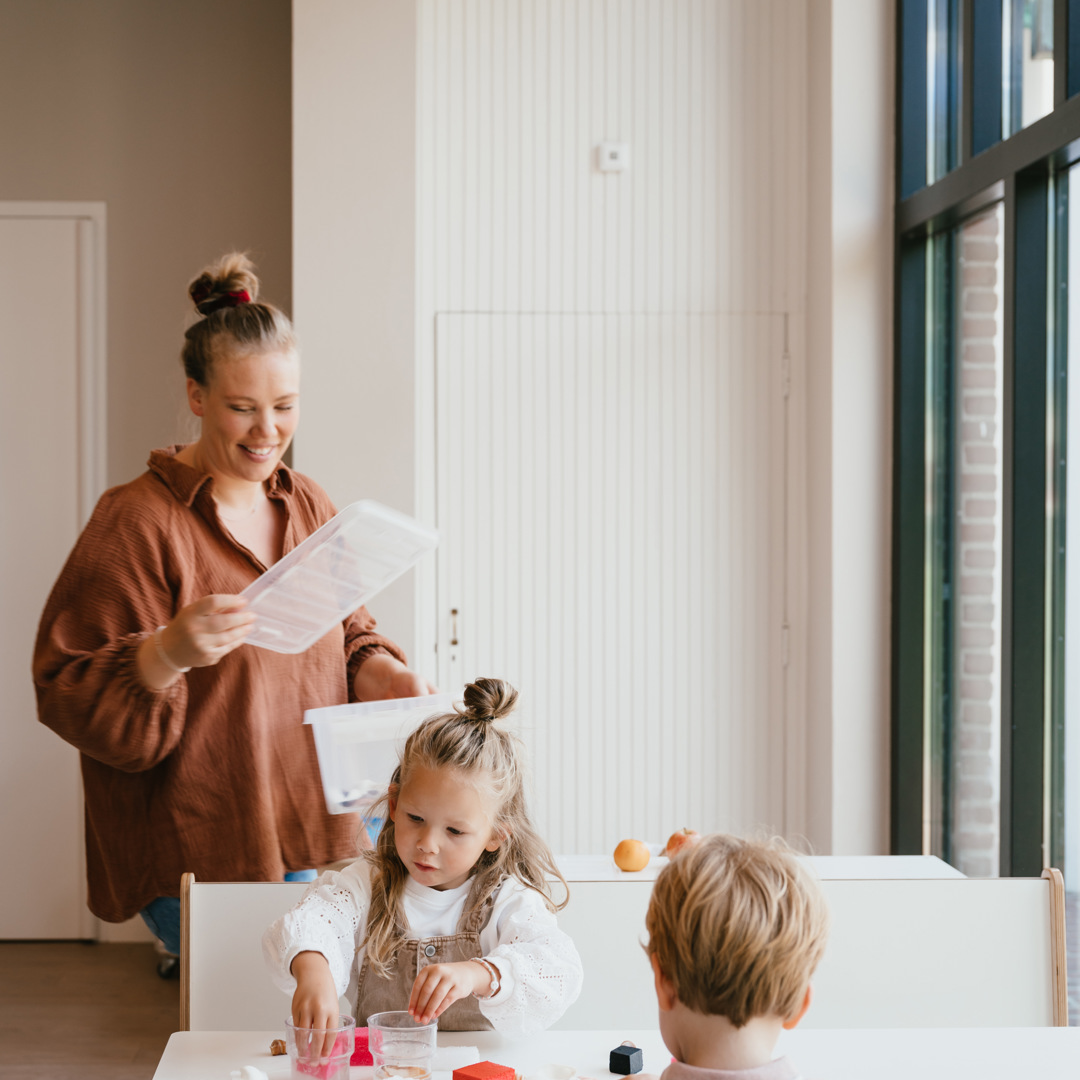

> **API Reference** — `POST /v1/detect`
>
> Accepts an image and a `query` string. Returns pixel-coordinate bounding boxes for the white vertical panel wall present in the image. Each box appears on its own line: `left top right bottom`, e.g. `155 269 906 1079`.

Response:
436 313 789 849
417 1 809 852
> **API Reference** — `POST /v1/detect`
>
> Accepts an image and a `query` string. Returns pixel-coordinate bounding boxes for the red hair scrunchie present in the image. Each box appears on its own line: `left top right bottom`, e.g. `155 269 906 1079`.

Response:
194 288 251 316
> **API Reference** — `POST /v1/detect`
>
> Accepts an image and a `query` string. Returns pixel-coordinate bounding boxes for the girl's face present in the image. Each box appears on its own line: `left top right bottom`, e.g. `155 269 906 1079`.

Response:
186 348 300 486
388 764 502 891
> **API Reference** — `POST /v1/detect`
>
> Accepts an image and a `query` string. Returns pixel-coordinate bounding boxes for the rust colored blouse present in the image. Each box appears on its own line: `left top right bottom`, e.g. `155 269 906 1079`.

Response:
33 447 406 923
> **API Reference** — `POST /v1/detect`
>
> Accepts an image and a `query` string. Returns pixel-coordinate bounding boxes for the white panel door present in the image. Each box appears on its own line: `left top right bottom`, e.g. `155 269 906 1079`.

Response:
0 212 101 937
435 313 787 855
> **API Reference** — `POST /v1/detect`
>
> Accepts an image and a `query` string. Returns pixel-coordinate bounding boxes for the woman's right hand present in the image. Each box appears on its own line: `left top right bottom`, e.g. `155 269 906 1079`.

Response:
137 594 255 690
290 952 342 1061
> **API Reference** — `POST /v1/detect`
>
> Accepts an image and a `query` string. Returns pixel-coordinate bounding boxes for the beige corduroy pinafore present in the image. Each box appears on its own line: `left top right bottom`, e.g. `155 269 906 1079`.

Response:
356 884 498 1031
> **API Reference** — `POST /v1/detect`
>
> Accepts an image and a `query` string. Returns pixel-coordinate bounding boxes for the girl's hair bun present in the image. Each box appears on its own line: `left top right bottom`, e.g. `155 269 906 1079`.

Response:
188 251 260 316
461 677 518 723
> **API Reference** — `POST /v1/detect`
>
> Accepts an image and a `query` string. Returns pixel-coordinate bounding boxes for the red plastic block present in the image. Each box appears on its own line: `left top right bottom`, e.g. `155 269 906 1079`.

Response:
453 1061 515 1080
351 1027 373 1067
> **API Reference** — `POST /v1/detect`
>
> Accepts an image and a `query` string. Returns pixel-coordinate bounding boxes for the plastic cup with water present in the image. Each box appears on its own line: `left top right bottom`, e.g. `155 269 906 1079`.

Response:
367 1010 438 1080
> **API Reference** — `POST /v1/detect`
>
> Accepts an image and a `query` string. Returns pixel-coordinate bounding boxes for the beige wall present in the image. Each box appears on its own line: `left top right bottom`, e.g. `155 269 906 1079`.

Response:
292 0 419 660
0 0 293 489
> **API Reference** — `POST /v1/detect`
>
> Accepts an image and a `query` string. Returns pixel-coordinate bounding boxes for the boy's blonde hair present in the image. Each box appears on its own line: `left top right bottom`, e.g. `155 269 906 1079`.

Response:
645 833 829 1028
362 678 568 977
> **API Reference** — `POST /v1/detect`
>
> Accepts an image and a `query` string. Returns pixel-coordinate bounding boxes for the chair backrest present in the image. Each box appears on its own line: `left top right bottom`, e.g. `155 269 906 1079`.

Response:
808 869 1067 1027
180 868 1067 1031
180 873 310 1031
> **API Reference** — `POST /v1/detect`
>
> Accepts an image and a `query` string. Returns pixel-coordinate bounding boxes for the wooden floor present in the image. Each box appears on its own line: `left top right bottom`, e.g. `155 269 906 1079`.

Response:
0 942 178 1080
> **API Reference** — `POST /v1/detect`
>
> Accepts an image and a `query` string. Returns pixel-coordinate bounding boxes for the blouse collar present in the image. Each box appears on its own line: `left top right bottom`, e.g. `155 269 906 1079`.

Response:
147 444 295 507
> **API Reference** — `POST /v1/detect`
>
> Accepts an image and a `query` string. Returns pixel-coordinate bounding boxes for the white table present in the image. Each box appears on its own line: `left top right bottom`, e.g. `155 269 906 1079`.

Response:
153 1027 1080 1080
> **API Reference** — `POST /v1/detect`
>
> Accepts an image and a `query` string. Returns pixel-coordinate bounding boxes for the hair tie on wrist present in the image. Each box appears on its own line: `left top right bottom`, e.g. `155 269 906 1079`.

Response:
154 626 191 674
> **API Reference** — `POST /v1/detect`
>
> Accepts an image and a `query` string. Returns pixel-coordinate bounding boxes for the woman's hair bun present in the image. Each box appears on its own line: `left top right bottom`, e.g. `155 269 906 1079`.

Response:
461 677 518 723
188 251 260 316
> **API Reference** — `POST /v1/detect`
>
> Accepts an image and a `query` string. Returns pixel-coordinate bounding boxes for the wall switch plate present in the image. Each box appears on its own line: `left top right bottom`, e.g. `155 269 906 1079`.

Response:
597 142 630 172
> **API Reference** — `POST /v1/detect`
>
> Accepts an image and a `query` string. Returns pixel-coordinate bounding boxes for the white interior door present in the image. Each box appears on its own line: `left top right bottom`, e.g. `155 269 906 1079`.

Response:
435 313 789 855
0 206 105 937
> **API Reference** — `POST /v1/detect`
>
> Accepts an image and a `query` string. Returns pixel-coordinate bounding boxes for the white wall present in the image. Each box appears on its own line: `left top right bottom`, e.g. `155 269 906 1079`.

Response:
295 0 895 854
806 0 894 855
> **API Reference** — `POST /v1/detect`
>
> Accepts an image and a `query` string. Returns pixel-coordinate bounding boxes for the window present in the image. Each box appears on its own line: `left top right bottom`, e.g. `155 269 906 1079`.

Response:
894 0 1080 1018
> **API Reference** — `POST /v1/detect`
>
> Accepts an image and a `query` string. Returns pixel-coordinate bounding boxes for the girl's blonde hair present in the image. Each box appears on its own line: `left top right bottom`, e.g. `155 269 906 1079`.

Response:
362 677 567 976
181 252 296 384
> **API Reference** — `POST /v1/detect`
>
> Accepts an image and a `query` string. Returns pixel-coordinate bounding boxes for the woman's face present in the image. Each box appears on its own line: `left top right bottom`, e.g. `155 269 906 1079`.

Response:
187 348 300 485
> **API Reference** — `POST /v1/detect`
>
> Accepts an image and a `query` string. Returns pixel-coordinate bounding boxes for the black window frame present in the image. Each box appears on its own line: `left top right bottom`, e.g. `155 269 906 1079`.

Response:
892 0 1080 875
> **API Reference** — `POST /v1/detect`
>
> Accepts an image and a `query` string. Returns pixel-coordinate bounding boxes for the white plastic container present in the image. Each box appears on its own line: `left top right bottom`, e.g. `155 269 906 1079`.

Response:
304 694 453 814
241 500 438 654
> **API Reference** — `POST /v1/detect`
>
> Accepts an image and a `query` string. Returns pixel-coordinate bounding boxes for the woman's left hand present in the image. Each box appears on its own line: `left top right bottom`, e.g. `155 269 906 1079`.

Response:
354 653 437 701
408 960 493 1024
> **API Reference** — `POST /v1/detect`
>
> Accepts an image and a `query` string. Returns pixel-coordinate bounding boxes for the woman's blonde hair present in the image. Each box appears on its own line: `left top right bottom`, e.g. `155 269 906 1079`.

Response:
645 833 829 1027
362 677 567 976
181 252 296 384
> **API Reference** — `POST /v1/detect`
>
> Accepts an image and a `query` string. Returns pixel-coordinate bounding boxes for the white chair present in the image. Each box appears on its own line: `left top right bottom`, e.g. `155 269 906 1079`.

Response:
807 869 1067 1028
180 873 309 1031
180 867 1068 1031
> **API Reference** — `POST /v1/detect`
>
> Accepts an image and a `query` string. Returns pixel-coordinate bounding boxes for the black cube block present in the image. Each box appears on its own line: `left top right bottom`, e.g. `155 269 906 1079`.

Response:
609 1045 643 1075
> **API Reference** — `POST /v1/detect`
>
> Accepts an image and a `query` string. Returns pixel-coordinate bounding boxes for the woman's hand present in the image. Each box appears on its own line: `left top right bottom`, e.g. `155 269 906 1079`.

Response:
136 594 255 690
408 959 497 1024
290 951 342 1061
354 653 437 701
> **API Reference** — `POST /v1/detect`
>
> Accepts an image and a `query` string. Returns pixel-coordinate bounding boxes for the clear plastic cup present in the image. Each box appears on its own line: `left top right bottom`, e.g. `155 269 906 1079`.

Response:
284 1015 355 1080
367 1010 438 1080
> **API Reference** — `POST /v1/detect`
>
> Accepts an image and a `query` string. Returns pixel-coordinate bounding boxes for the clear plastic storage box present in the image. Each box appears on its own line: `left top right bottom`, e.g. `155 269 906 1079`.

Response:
304 694 453 814
241 500 438 654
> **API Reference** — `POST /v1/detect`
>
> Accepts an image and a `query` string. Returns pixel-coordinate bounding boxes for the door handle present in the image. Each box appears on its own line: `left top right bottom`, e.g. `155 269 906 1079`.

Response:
450 608 459 646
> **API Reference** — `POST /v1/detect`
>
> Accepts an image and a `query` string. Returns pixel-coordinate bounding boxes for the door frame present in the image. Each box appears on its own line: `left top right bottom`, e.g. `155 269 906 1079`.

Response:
1 201 107 937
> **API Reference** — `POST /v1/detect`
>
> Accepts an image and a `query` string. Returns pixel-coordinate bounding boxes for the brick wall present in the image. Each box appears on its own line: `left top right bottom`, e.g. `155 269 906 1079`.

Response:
950 206 1004 878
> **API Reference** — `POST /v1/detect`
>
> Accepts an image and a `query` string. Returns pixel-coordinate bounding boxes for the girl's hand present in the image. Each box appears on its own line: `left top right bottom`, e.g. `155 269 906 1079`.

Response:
408 960 495 1024
138 594 255 689
290 952 342 1061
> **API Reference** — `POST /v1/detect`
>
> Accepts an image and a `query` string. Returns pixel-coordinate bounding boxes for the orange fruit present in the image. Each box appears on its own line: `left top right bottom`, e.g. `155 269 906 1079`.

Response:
613 838 650 872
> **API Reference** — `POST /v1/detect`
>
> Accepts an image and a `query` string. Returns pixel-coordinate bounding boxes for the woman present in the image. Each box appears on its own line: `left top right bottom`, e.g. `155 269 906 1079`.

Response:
33 253 429 962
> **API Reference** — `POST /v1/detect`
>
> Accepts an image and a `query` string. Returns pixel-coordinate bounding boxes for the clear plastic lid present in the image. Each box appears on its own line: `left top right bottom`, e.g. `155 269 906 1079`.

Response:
304 694 454 814
241 500 438 654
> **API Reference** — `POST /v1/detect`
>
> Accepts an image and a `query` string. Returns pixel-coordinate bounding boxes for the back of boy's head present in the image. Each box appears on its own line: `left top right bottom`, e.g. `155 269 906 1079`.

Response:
645 833 829 1028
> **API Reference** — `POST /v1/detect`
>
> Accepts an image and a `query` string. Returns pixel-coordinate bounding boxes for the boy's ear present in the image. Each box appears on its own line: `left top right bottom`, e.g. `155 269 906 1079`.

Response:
650 953 678 1012
781 983 813 1031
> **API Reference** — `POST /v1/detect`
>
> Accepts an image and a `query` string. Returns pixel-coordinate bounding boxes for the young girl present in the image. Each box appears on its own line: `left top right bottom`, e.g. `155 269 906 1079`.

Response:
263 678 583 1034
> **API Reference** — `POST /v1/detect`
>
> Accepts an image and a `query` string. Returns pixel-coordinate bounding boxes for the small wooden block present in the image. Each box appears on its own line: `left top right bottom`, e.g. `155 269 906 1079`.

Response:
453 1061 516 1080
609 1045 643 1075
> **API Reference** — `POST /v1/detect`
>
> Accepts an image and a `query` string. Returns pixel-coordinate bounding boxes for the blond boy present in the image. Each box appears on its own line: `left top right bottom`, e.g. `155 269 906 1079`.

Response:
644 834 829 1080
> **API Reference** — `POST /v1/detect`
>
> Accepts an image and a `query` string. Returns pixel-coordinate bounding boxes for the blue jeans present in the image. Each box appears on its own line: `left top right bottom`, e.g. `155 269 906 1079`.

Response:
138 868 318 955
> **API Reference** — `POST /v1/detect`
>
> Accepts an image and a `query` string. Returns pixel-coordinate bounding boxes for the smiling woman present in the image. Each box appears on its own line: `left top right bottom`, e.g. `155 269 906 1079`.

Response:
31 252 432 964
